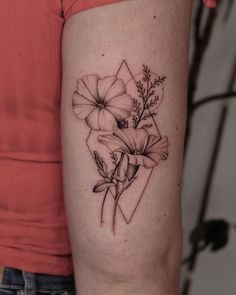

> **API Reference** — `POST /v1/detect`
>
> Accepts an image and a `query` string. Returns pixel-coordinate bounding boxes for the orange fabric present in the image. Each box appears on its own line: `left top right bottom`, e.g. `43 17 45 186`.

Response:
203 0 217 8
0 0 125 276
63 0 126 20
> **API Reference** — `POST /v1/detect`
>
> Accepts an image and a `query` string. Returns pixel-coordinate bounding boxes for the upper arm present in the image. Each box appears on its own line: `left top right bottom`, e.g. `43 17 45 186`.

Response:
61 0 192 293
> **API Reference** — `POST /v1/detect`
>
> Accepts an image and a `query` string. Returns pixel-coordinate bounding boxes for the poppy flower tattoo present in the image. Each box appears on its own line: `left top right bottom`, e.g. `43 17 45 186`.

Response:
72 60 168 233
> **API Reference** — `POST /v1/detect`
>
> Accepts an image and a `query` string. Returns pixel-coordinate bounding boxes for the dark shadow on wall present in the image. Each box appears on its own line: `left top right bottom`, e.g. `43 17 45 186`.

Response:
182 0 236 294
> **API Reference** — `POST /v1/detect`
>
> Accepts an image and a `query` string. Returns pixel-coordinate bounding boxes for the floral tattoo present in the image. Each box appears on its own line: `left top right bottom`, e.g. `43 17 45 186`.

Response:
72 60 168 233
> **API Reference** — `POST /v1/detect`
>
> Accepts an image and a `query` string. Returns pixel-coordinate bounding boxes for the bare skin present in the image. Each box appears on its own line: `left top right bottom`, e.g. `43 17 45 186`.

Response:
61 0 193 294
72 62 168 234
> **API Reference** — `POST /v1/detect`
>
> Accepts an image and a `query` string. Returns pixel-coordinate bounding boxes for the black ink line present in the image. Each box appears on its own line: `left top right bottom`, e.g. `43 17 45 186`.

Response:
82 79 97 100
115 59 136 82
109 189 129 224
108 169 153 226
100 188 109 225
126 169 153 224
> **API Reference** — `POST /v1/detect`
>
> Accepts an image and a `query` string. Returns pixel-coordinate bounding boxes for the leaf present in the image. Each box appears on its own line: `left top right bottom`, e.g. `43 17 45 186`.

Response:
146 96 160 110
113 176 123 182
102 161 108 175
110 152 118 165
98 169 107 179
93 151 109 179
142 111 157 121
107 170 115 179
142 123 153 130
143 64 151 82
132 114 139 128
136 81 146 100
93 180 115 193
93 151 103 169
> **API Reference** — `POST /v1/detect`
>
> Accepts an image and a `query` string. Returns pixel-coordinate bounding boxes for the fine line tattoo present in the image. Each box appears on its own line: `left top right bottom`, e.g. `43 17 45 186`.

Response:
72 60 168 234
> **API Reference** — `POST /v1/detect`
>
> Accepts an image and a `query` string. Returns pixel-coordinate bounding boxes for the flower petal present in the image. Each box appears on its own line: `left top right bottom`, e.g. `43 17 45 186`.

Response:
72 92 96 119
73 92 94 105
146 152 167 165
128 154 156 168
97 76 116 100
85 108 100 130
98 134 130 153
82 74 99 98
77 80 94 102
77 74 99 102
114 128 149 153
105 93 133 121
98 109 118 131
146 136 168 157
106 93 132 112
105 106 130 121
104 79 126 102
145 135 161 150
73 104 97 119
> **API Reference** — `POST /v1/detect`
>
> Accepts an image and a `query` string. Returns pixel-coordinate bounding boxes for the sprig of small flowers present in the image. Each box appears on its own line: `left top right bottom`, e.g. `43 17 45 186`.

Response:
132 65 166 129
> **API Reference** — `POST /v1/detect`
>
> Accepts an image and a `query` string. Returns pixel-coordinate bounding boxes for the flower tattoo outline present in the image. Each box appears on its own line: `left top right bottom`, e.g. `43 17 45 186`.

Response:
72 61 168 233
73 75 133 131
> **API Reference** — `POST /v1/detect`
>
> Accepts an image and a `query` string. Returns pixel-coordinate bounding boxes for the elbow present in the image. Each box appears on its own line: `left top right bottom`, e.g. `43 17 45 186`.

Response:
74 228 182 294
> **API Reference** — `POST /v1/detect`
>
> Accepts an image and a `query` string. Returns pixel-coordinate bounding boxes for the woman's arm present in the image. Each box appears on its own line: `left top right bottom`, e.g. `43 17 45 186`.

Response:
61 0 192 294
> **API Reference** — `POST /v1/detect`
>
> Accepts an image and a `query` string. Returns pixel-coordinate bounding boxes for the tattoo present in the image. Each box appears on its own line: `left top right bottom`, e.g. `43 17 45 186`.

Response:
72 60 168 234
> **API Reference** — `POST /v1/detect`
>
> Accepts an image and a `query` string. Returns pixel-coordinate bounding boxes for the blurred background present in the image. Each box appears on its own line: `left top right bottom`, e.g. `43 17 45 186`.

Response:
181 1 236 294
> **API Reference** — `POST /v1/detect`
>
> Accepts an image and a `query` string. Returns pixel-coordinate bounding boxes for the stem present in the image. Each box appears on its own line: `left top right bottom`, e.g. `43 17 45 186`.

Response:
112 193 121 234
111 164 139 233
100 155 121 226
112 160 122 234
100 188 109 225
135 80 151 128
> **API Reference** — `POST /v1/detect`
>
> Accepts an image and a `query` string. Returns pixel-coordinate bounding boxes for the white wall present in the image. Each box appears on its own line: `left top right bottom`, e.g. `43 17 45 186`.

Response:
182 2 236 294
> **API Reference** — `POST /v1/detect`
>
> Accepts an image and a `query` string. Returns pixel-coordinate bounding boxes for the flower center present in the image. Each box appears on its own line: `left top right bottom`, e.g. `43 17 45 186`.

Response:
96 102 105 110
133 149 142 155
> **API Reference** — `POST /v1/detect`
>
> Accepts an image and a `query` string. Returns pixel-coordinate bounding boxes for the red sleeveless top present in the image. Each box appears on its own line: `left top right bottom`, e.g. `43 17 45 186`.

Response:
0 0 125 276
0 0 216 276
